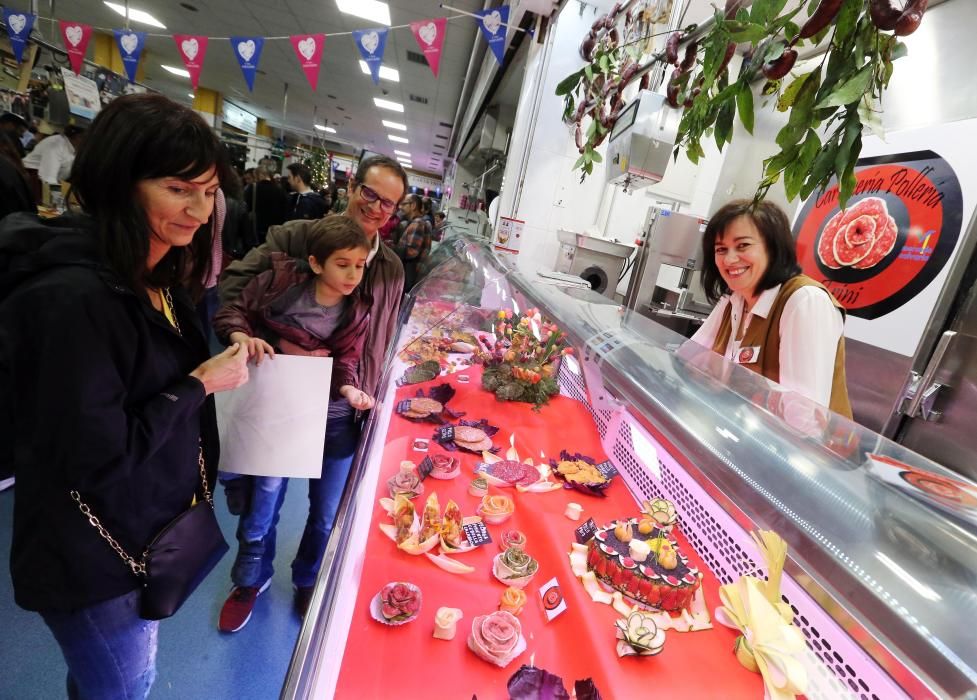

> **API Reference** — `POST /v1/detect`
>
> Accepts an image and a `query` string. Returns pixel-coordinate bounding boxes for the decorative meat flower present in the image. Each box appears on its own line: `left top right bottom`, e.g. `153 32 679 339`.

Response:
468 610 525 667
378 582 422 623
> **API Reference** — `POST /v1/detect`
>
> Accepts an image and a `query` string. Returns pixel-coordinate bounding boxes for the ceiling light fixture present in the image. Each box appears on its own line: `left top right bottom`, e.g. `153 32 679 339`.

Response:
393 150 411 157
335 0 391 26
315 124 337 133
162 64 191 78
187 92 195 98
104 1 167 28
358 61 399 82
382 120 406 131
388 135 409 144
373 98 404 113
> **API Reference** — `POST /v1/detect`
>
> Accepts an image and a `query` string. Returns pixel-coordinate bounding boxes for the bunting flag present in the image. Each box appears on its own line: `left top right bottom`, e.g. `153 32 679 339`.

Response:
173 34 209 89
3 9 36 63
230 36 264 91
351 27 388 85
475 5 509 66
113 29 146 83
58 20 92 75
409 18 447 78
289 34 325 91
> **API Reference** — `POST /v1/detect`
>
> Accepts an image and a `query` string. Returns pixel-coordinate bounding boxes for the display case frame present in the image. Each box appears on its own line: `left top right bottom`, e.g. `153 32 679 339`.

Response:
283 236 977 700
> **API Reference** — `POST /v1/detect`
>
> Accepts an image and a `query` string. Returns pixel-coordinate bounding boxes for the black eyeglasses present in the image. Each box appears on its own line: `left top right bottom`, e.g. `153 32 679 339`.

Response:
357 183 398 212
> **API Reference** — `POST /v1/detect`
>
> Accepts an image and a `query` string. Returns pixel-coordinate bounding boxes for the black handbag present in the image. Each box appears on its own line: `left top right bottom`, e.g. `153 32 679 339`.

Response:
71 445 229 620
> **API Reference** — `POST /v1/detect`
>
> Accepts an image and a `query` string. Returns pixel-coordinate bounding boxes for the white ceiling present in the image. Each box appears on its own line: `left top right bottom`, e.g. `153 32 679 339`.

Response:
52 0 490 175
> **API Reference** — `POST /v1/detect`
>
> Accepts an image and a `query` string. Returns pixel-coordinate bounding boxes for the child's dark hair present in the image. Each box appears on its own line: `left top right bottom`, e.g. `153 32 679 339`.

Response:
308 215 371 264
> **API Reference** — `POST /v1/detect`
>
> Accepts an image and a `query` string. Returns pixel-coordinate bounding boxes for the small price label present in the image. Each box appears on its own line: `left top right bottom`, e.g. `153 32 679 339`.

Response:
538 577 567 621
417 456 435 481
462 521 492 548
574 518 597 544
595 460 618 479
396 399 412 413
437 425 455 443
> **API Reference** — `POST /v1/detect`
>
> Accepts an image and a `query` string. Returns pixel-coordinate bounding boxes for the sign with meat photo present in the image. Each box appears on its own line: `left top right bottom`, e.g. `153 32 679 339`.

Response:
792 150 963 320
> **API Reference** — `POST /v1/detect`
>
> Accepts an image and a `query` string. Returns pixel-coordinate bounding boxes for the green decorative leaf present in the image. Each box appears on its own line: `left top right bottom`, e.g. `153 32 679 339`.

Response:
776 71 814 112
590 149 603 164
572 153 587 170
736 84 755 134
586 118 597 139
584 64 594 83
764 41 786 62
728 23 768 44
801 141 840 200
834 0 864 47
784 21 800 39
816 64 873 109
555 69 583 97
764 145 799 176
599 54 611 73
838 135 861 207
716 100 735 150
891 41 909 60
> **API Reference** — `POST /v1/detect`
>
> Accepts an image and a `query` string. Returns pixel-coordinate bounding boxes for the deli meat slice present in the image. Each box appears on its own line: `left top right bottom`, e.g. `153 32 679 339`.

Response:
833 215 875 266
817 197 899 270
854 213 898 269
817 212 845 269
486 460 538 486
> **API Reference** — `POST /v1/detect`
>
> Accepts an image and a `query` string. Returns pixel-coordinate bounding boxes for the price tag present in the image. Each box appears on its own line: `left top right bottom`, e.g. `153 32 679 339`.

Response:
595 460 618 479
396 399 412 413
462 521 492 548
437 425 455 443
574 518 597 544
538 577 567 621
417 456 435 481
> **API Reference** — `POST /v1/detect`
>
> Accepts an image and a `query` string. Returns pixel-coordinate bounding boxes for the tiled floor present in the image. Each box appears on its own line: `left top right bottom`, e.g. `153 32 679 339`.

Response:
0 482 311 699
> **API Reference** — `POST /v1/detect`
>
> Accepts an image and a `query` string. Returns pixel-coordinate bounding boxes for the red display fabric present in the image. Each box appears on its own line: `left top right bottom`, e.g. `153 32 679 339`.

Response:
334 368 763 698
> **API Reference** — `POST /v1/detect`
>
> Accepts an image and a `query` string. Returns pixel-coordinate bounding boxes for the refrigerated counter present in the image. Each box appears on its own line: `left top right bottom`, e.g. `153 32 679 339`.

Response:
283 236 977 699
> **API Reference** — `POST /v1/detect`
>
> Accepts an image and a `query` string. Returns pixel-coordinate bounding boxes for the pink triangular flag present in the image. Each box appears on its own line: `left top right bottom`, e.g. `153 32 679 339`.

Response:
409 18 447 78
173 35 209 89
59 20 92 75
289 34 325 91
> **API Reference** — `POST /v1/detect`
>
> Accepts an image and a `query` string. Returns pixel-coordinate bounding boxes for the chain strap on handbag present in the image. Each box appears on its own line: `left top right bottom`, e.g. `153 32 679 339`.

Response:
70 287 213 578
70 446 212 577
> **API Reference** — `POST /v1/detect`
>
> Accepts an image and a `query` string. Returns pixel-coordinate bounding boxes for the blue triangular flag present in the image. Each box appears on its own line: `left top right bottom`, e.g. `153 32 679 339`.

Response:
475 6 509 66
3 9 36 63
230 36 265 91
113 29 146 83
351 27 389 85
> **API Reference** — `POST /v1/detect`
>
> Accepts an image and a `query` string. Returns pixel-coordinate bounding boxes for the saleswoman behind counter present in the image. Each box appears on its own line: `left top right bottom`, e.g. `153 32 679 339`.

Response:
690 199 852 418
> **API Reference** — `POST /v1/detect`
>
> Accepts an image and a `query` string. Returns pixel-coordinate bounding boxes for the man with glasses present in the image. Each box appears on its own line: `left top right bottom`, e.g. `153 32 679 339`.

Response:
215 155 406 630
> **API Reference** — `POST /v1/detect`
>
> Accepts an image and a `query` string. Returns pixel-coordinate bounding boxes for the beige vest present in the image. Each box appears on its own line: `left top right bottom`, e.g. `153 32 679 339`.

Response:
711 275 853 418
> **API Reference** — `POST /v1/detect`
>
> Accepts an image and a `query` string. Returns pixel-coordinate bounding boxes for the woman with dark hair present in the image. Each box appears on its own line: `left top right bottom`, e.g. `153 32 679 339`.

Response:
0 130 35 220
0 93 249 698
690 199 852 417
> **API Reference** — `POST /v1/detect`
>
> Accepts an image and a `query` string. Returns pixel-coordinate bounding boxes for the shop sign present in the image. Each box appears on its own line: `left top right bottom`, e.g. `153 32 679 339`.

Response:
494 216 524 254
61 68 100 120
222 100 257 134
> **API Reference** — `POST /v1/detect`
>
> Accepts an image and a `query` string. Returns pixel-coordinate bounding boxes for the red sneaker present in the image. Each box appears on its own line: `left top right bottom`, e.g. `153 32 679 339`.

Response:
218 580 270 633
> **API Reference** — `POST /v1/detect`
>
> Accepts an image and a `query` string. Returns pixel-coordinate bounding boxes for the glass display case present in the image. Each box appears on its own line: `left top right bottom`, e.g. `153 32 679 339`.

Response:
282 236 977 699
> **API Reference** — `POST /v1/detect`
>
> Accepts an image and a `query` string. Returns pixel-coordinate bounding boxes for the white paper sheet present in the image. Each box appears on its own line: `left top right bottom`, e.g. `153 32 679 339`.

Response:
215 354 332 478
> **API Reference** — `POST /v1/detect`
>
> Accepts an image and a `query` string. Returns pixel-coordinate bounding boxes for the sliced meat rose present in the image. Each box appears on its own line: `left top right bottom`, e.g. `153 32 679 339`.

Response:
854 213 898 269
833 218 874 266
817 210 846 269
468 611 524 667
844 214 877 247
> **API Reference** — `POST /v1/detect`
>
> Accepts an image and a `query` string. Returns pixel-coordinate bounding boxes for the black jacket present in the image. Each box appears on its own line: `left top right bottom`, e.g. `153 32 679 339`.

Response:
286 190 328 222
0 213 220 613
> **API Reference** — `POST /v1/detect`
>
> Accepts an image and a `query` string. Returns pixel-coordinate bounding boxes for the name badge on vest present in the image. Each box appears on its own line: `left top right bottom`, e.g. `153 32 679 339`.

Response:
736 346 761 364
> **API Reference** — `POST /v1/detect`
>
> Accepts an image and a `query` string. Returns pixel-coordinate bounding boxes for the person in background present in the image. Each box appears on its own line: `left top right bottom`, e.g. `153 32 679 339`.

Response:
396 193 433 295
242 168 255 188
421 196 435 229
690 199 852 416
285 163 328 221
23 125 85 201
246 162 287 245
220 170 258 262
432 211 448 242
0 132 36 224
0 93 249 699
213 216 374 630
377 203 401 245
0 112 28 157
330 187 348 214
218 155 405 620
21 124 38 153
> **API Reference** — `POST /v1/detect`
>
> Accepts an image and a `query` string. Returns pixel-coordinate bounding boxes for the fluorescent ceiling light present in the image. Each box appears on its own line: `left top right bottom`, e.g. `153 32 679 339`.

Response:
358 61 399 82
187 93 195 98
393 150 411 157
314 124 337 133
104 1 167 29
336 0 390 26
382 120 406 131
373 98 404 113
396 157 411 164
388 134 409 144
162 65 191 78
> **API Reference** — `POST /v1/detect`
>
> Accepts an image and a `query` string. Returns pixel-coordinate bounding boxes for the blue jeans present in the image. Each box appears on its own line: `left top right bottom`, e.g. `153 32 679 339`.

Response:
231 412 360 588
40 589 158 700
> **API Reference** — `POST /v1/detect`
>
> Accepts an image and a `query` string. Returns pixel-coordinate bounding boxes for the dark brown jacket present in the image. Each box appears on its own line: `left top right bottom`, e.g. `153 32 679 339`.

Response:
213 252 368 397
219 218 404 396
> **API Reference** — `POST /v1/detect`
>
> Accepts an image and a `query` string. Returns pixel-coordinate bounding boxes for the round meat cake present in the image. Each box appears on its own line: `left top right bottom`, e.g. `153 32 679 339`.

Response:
480 460 539 486
409 398 443 416
454 426 488 443
586 520 701 612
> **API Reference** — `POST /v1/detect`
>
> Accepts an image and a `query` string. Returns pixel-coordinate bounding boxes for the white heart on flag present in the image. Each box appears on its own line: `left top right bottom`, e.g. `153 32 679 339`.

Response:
120 32 139 55
298 37 316 61
483 10 502 36
181 38 199 61
418 22 438 46
9 14 26 35
238 39 256 62
360 31 379 55
65 25 83 47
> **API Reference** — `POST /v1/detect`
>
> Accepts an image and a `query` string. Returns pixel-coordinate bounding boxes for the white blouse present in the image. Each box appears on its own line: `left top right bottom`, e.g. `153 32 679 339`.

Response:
690 283 844 408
